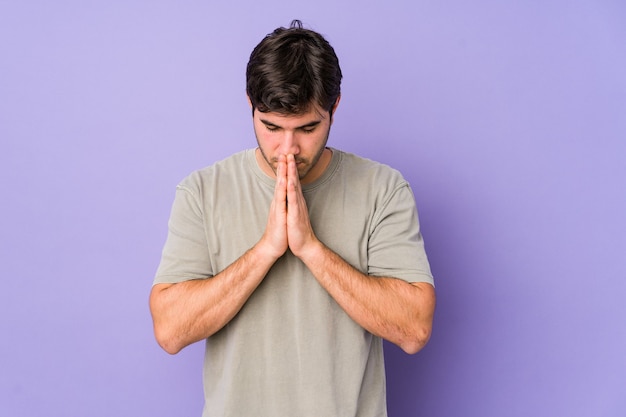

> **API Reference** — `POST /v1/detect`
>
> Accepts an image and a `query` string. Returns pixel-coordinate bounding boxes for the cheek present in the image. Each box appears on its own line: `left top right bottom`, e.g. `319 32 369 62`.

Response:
253 125 273 147
308 130 330 148
257 133 279 150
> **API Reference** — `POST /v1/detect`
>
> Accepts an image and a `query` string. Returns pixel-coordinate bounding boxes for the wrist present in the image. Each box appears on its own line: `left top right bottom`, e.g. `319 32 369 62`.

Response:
254 236 286 264
293 238 325 265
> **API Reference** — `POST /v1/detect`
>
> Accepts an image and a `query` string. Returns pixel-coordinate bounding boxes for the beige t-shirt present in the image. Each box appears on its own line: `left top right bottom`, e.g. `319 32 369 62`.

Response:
155 148 433 417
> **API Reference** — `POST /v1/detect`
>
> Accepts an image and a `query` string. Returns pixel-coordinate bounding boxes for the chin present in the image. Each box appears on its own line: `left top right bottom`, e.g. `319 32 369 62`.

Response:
298 167 312 179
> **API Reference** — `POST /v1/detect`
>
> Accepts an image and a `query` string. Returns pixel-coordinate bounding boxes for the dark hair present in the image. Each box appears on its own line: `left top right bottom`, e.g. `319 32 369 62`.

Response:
246 20 342 115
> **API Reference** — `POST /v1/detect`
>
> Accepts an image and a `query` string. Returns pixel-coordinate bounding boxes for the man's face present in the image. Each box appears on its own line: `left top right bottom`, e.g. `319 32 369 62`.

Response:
252 104 334 184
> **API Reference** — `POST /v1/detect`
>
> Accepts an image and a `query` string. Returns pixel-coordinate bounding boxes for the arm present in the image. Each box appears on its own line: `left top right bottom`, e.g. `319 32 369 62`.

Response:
297 241 435 354
149 243 278 355
150 159 290 354
284 154 435 354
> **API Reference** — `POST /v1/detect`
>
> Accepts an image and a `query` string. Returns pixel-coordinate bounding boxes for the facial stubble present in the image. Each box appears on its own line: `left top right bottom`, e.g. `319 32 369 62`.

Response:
255 127 331 181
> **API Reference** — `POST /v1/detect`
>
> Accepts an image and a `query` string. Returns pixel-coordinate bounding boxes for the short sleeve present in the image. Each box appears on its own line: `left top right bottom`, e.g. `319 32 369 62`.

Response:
367 183 434 285
153 183 213 285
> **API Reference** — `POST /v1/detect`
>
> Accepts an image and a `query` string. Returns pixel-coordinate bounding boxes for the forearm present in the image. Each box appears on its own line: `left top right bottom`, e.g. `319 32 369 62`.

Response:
298 241 435 354
149 243 277 354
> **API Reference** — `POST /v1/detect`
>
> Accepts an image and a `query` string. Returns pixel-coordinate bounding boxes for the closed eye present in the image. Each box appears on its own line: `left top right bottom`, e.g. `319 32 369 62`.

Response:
262 122 281 132
259 119 322 133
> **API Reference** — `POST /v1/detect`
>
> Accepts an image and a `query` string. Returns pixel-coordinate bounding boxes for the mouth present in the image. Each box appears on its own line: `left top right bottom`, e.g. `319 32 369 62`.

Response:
271 157 307 167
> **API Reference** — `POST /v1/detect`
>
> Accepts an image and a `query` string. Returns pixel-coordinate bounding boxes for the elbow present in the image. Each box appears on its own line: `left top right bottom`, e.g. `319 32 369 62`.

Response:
161 342 183 356
154 324 184 355
399 282 436 354
150 285 184 355
399 323 432 355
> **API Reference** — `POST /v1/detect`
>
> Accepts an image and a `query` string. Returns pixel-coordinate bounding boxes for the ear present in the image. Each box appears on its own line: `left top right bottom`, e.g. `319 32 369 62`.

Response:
330 95 341 124
246 95 255 116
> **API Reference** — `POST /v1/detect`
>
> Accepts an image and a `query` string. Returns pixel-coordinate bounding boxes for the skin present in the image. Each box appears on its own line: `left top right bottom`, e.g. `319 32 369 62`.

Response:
149 98 436 355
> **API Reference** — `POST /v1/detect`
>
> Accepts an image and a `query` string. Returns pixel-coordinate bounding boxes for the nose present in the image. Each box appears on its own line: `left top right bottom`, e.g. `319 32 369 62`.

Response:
279 130 300 155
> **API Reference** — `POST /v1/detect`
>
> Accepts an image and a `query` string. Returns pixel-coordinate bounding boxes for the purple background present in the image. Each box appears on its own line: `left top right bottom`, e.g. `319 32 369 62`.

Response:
2 1 625 416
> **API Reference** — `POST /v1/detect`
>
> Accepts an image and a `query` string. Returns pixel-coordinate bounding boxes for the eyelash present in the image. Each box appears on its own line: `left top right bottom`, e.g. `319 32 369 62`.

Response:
265 126 316 134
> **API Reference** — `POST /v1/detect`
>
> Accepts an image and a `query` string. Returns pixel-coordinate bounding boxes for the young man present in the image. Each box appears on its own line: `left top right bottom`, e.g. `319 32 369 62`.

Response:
150 20 435 417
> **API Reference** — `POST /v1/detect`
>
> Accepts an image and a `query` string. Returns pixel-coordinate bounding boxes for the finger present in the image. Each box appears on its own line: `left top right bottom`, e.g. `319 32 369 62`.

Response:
275 154 287 192
264 154 288 256
286 154 299 207
276 154 287 177
286 154 300 190
286 154 308 219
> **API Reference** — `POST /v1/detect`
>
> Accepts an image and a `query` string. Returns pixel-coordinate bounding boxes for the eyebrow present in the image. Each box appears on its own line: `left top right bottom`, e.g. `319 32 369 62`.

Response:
260 118 322 130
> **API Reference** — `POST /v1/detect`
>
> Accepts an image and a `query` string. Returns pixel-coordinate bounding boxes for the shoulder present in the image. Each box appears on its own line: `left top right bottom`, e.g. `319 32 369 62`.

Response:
176 150 253 195
333 149 407 189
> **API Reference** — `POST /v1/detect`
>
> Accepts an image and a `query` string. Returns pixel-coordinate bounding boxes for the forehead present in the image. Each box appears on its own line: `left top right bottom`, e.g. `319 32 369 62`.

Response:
254 105 328 126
